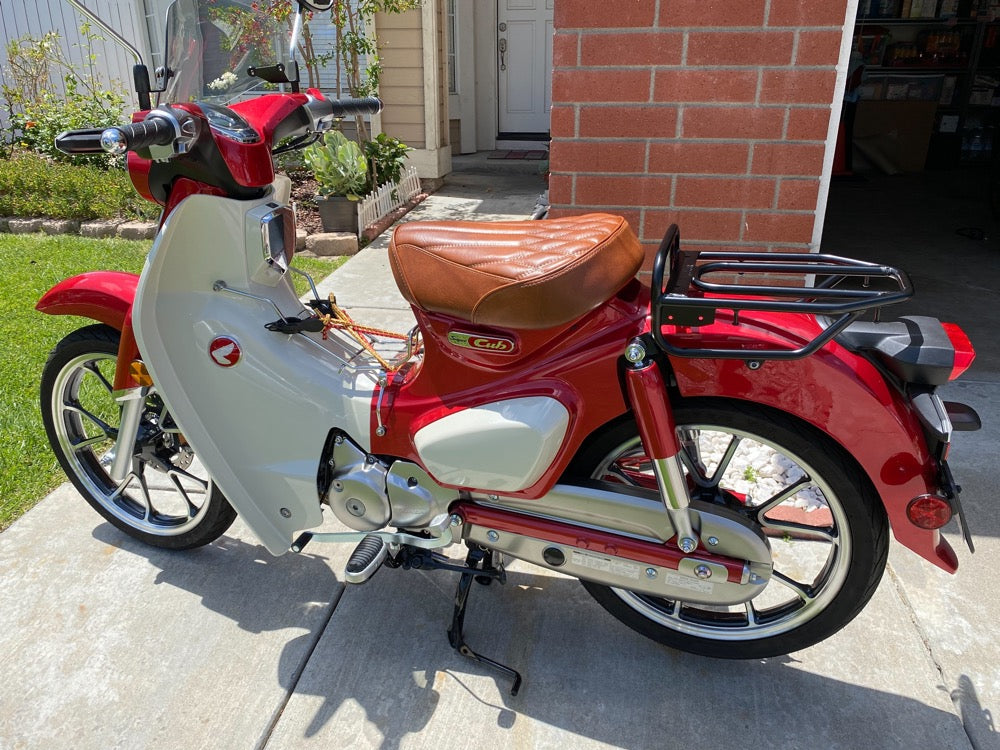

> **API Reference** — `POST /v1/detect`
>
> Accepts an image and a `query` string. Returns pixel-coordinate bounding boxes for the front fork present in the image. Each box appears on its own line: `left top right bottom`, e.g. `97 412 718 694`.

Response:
623 338 700 552
109 308 148 483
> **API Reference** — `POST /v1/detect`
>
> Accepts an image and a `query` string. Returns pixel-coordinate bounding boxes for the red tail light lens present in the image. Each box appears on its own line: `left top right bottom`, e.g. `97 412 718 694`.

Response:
906 495 953 530
942 322 975 380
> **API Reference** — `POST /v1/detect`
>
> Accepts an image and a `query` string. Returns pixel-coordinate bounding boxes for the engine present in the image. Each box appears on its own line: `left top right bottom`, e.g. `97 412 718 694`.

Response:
317 429 457 531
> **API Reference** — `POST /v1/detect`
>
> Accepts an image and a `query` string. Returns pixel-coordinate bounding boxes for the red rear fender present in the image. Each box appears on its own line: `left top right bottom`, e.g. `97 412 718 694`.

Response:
665 314 958 573
36 271 139 330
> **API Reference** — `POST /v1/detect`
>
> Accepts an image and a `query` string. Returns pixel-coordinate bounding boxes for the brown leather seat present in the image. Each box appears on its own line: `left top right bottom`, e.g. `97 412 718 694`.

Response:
388 213 643 330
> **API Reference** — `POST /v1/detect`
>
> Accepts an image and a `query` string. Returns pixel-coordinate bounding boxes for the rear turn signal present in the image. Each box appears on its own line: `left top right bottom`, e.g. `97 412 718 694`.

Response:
942 322 975 380
906 494 953 530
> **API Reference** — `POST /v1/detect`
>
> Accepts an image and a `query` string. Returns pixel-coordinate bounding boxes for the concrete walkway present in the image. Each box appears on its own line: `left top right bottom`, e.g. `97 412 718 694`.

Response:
1 168 998 749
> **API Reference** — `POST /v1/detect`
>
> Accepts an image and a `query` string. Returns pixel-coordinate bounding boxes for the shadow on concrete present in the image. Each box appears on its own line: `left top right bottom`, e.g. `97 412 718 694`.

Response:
268 565 976 749
92 523 343 635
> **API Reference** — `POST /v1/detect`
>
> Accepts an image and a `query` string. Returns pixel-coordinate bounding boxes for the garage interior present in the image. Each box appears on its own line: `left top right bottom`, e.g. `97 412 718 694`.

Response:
825 1 1000 371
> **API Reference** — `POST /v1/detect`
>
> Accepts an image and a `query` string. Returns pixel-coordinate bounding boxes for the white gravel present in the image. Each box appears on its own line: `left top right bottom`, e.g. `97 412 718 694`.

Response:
695 430 827 512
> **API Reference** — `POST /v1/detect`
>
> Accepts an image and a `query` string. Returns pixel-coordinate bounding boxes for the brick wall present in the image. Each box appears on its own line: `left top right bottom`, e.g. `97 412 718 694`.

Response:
548 0 850 268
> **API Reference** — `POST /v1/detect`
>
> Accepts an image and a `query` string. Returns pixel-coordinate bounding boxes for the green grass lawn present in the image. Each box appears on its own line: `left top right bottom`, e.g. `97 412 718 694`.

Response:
0 233 343 532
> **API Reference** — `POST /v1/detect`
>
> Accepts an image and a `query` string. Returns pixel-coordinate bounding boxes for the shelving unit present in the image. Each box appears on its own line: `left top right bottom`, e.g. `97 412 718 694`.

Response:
853 5 1000 167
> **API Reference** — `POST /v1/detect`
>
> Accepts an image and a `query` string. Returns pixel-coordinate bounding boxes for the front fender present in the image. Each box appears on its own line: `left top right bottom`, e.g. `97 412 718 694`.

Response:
36 271 139 330
665 313 958 573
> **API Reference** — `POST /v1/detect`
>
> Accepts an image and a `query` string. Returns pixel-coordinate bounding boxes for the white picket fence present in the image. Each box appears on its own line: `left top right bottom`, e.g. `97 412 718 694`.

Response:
357 166 422 236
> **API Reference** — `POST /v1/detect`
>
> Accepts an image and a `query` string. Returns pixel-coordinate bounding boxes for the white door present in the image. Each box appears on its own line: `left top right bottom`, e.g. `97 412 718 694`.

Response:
497 0 553 136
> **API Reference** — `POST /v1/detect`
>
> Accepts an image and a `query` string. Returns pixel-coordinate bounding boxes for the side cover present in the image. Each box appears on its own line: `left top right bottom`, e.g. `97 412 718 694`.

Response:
132 194 376 554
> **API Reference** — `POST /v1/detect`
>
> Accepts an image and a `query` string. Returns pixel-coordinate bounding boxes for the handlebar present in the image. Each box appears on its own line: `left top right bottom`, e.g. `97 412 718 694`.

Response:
100 117 177 155
54 94 383 159
303 95 383 131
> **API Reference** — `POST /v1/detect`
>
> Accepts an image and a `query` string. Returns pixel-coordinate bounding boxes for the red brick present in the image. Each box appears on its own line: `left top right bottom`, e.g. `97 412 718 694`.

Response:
579 105 678 138
778 179 820 210
553 70 652 103
660 0 766 27
580 31 684 67
753 142 826 176
654 69 758 104
761 69 838 105
644 209 743 243
549 141 647 173
768 0 849 27
682 106 785 139
553 33 579 67
787 107 832 140
687 32 794 66
640 243 660 273
649 142 750 174
550 207 643 234
555 1 656 29
576 175 673 207
796 30 844 66
550 106 577 138
675 177 776 209
742 212 815 243
548 174 573 205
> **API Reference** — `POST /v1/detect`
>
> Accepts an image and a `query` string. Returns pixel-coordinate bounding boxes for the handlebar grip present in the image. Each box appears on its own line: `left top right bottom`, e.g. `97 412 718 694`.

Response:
328 97 383 118
101 116 177 154
54 128 108 155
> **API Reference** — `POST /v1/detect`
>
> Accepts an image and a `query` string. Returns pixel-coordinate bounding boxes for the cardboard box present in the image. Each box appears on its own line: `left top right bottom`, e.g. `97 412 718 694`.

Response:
853 100 938 172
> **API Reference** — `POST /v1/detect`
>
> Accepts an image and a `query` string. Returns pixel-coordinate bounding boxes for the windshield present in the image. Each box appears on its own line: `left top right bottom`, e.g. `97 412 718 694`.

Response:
161 0 292 104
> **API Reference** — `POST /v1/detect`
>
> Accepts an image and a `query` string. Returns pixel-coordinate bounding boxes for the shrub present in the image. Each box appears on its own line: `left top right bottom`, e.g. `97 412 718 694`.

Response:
2 24 126 167
0 151 157 220
363 133 410 193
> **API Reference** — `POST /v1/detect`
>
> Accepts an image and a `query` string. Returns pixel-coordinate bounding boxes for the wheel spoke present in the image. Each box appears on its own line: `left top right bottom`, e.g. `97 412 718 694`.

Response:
745 601 759 625
83 362 114 394
771 570 816 602
707 434 742 486
167 465 209 492
763 519 836 545
680 433 742 488
753 477 815 518
70 434 109 453
168 473 201 519
108 472 135 501
135 469 155 522
63 400 117 438
678 429 709 484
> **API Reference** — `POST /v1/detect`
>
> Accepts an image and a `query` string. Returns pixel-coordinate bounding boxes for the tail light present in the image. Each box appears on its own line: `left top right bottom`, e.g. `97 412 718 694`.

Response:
906 494 953 530
941 322 975 380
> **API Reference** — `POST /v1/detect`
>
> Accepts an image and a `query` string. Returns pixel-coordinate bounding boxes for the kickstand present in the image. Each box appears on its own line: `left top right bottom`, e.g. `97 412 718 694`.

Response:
446 547 523 696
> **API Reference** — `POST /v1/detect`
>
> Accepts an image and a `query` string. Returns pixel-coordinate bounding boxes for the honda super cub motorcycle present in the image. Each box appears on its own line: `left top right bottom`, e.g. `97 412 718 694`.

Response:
38 0 980 693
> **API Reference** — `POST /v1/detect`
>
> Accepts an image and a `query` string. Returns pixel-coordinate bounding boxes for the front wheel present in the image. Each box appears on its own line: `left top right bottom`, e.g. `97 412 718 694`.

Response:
573 399 889 659
40 324 236 549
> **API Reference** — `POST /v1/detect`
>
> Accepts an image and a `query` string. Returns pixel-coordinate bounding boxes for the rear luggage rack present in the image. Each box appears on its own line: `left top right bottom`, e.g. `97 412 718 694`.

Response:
651 224 914 360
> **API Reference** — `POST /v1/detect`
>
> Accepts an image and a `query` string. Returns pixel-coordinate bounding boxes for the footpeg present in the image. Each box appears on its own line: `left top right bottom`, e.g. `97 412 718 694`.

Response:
345 534 387 584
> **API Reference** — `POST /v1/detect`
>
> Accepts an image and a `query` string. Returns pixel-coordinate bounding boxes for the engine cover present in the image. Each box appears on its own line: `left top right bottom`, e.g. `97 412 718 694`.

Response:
318 429 458 532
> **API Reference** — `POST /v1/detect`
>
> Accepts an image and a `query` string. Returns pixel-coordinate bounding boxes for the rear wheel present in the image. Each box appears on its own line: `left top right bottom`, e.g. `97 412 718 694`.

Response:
573 399 889 659
40 324 236 549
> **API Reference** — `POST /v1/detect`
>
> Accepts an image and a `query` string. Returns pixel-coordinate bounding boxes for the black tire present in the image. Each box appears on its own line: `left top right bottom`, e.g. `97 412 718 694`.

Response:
571 398 889 659
40 323 236 549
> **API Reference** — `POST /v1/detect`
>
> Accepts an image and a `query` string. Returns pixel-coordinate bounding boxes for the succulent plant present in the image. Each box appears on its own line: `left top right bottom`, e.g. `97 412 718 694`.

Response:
303 130 369 199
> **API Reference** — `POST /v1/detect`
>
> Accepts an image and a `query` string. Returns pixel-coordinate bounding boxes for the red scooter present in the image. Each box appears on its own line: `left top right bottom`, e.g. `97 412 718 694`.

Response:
37 0 979 694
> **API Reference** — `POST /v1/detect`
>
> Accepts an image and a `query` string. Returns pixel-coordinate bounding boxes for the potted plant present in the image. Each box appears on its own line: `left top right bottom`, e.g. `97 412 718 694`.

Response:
303 130 368 233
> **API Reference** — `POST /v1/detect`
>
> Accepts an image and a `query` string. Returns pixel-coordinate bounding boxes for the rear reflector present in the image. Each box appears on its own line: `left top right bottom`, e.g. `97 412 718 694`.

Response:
906 495 953 530
941 322 975 380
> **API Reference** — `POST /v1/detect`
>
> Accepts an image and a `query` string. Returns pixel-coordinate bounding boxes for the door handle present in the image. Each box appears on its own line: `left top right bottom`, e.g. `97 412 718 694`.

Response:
499 37 507 71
